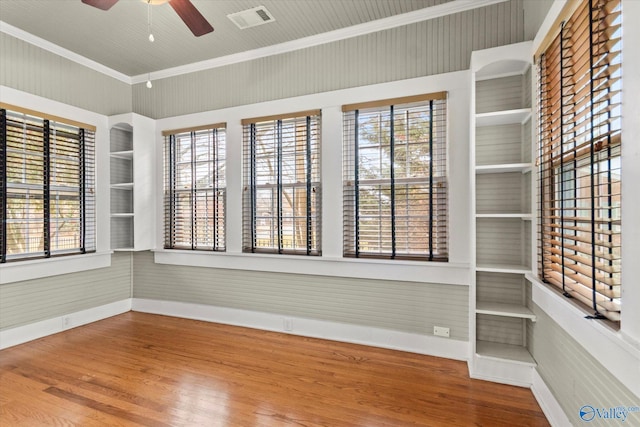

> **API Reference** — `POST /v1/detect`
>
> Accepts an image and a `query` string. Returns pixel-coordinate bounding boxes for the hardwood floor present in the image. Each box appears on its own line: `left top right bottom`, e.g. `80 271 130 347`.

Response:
0 312 549 426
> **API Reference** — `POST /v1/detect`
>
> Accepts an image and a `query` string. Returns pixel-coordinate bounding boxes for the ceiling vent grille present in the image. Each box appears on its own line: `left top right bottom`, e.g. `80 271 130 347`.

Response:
227 6 275 30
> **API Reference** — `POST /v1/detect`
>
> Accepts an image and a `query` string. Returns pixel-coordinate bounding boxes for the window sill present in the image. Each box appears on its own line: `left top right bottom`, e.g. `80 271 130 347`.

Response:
0 252 112 284
526 273 640 398
153 250 470 285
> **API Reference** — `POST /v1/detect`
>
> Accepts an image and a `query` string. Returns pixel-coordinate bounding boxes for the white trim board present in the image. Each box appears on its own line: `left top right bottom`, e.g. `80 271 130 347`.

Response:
0 299 131 350
531 369 572 427
0 251 112 285
131 298 469 362
468 355 535 388
0 22 131 84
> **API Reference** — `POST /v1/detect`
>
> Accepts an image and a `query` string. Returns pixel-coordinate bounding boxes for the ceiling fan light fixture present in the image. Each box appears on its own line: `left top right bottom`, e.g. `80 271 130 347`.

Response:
143 0 169 5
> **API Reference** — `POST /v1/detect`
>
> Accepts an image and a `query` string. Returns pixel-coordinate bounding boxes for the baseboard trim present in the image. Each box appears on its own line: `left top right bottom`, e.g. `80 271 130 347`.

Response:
131 298 469 361
531 369 571 427
0 299 132 350
469 355 535 388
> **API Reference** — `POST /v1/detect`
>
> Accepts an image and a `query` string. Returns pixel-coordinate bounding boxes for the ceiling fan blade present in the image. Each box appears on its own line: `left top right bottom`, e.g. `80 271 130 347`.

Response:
81 0 119 11
169 0 214 37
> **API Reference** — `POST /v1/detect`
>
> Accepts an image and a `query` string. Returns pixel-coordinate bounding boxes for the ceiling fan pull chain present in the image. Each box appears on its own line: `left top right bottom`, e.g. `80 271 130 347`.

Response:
147 0 155 42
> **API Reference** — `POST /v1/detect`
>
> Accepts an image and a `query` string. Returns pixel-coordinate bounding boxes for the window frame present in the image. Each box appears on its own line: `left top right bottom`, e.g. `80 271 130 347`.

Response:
241 110 322 256
537 0 622 323
163 123 227 252
0 103 96 263
342 92 448 262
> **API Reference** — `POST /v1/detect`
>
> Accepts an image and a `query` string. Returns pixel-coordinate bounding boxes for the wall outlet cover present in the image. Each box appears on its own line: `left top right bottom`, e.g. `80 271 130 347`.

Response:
433 326 450 338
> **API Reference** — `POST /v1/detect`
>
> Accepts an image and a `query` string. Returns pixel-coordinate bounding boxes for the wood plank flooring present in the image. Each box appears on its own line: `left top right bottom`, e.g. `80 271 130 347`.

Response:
0 312 549 426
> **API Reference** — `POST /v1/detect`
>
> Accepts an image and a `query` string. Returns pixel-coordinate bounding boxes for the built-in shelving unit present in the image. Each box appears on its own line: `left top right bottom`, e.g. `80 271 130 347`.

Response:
108 113 155 252
110 124 134 250
469 42 537 386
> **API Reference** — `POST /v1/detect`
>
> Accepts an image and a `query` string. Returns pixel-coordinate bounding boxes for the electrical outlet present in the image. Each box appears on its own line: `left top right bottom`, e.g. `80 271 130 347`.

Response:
283 318 293 332
433 326 450 338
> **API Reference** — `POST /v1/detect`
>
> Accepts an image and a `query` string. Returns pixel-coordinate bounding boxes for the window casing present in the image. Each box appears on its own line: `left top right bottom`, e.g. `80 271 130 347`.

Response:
0 105 96 262
342 93 448 261
242 111 321 255
538 0 621 322
164 125 226 251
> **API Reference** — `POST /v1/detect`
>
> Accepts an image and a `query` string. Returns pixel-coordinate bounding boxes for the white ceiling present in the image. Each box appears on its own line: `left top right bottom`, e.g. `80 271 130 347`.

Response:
0 0 453 78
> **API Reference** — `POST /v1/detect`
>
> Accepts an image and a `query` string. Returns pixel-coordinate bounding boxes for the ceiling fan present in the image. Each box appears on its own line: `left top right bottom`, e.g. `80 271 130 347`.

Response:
81 0 214 37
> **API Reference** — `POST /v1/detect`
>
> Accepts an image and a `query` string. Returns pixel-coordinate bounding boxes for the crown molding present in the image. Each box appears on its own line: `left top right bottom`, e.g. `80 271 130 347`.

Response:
1 0 509 86
0 21 132 84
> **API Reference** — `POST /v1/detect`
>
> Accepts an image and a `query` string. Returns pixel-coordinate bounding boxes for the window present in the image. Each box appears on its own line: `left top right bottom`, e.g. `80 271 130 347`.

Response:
163 124 226 251
342 93 448 261
0 104 95 262
538 0 621 322
242 111 321 255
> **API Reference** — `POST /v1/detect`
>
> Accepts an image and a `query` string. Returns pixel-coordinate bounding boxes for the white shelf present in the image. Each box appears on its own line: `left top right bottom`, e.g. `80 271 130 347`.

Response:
109 113 155 252
110 150 134 160
475 59 530 81
113 248 135 252
476 263 531 274
110 182 134 189
476 213 532 220
475 163 532 174
476 302 536 321
476 108 532 127
476 340 536 365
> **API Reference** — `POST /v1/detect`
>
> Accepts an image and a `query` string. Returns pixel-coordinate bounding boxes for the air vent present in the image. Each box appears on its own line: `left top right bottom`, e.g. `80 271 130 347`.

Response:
227 6 275 30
